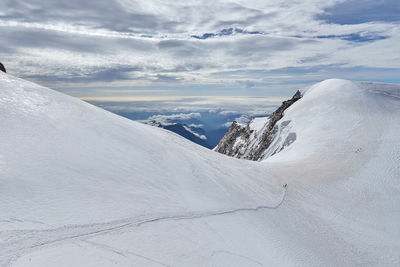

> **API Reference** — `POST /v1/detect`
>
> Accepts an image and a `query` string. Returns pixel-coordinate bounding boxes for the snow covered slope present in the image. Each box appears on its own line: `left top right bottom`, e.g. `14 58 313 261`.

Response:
1 74 399 266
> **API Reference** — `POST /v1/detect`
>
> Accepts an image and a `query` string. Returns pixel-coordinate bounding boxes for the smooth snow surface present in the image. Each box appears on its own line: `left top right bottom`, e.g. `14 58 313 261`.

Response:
1 74 399 266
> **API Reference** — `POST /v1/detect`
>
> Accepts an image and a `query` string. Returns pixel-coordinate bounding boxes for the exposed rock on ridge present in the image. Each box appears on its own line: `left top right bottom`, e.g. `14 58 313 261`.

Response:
214 90 302 161
0 62 6 73
213 121 252 155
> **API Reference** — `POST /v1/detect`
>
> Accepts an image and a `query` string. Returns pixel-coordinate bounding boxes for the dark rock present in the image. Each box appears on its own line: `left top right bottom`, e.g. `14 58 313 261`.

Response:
246 90 301 160
215 90 302 161
214 121 252 156
0 62 6 73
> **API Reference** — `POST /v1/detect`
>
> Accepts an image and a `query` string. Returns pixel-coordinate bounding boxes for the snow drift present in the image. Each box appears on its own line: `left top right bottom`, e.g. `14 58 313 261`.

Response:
0 73 399 266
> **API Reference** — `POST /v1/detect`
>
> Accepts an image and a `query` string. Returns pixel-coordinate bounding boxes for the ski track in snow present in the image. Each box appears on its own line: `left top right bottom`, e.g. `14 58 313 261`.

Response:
210 250 265 266
80 240 171 267
2 76 399 266
0 187 287 267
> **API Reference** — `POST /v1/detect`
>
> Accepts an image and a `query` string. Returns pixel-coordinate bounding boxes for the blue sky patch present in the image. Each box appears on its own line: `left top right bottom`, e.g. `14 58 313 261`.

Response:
191 27 262 39
318 0 400 24
316 33 389 43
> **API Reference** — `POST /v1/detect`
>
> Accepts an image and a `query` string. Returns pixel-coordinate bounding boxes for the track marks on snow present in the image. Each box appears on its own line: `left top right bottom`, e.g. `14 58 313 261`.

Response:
0 186 287 266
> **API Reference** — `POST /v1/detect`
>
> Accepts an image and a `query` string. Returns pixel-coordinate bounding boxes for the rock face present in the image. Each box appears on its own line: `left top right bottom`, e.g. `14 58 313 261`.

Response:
214 90 302 161
212 121 252 155
0 62 6 73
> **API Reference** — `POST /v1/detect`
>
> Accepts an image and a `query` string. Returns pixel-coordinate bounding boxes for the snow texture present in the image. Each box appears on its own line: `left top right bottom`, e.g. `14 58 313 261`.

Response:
1 73 399 266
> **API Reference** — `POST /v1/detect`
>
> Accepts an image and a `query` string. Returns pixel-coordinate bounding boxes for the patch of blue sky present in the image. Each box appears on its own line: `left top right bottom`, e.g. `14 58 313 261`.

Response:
317 0 400 24
191 27 263 39
292 33 389 43
315 33 389 43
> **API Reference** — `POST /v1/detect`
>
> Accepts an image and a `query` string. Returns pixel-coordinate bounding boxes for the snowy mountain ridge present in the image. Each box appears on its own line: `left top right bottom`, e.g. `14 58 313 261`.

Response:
1 73 399 266
214 90 301 160
215 79 400 162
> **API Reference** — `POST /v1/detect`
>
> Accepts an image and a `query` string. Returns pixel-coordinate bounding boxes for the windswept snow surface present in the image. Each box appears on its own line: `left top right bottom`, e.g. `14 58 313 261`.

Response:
0 74 399 266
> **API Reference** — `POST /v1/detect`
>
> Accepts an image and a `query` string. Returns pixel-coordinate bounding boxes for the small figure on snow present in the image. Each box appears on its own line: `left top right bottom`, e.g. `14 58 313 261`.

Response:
283 183 287 188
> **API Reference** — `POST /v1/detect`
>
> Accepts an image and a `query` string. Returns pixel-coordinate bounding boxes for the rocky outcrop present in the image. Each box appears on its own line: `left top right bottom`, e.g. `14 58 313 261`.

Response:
214 90 302 161
0 62 6 73
247 90 301 160
213 121 252 156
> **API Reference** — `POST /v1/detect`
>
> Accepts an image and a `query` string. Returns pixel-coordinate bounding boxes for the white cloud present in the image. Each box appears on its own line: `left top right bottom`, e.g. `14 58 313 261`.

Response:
0 0 399 88
147 112 201 124
183 125 207 140
188 123 204 128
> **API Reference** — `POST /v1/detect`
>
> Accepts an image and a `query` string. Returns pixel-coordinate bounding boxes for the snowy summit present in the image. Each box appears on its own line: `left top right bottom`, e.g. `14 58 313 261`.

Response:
1 72 399 266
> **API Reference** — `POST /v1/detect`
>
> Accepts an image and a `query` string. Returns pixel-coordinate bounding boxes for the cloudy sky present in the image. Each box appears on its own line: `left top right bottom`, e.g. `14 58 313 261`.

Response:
1 0 399 102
